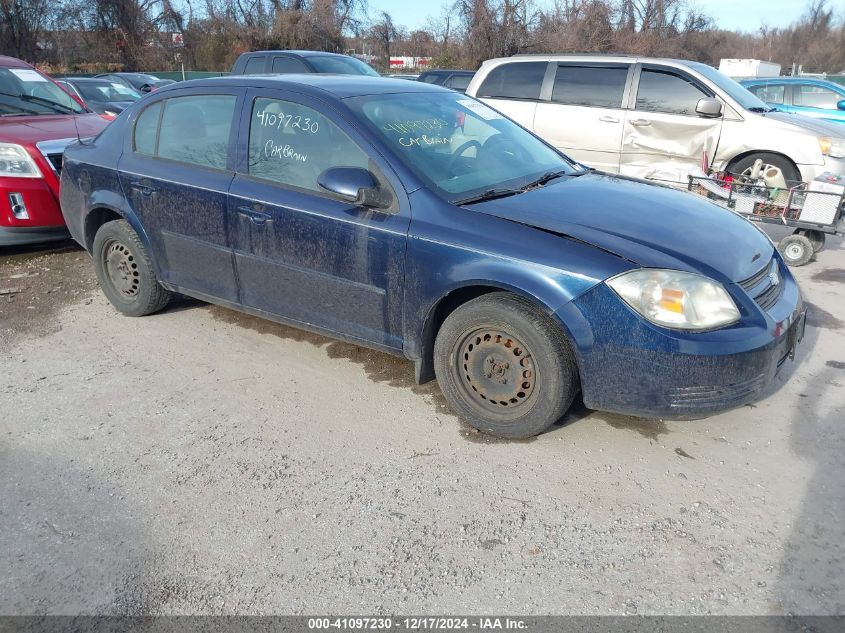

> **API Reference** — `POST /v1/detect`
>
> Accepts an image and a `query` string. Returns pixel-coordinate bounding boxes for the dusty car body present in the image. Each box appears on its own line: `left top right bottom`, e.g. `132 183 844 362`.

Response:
60 76 804 438
465 55 845 185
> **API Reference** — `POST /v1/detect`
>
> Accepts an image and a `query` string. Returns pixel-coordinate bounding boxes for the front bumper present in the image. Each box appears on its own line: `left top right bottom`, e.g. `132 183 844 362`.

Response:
562 266 805 419
1 175 66 245
0 224 70 246
798 155 845 181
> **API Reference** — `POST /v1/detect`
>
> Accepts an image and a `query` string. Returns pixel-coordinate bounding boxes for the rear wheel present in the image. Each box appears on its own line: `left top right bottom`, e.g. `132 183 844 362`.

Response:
92 219 171 316
778 234 814 267
434 293 579 438
794 228 825 253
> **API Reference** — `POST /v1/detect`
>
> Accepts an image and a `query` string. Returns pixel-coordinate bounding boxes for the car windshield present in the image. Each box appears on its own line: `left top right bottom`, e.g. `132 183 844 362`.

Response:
77 81 141 103
306 56 380 76
346 91 577 202
687 62 772 111
0 67 86 115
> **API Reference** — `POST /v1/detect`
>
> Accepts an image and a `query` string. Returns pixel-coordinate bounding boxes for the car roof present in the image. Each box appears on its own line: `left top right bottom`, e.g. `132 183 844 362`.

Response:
61 77 113 83
0 55 33 68
243 50 357 59
157 74 454 98
484 53 696 66
421 69 473 74
741 76 845 87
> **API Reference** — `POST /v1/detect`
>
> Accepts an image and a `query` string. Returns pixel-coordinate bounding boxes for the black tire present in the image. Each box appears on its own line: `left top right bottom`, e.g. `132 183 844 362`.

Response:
778 234 814 267
729 152 802 188
433 292 579 438
794 228 825 253
92 219 171 316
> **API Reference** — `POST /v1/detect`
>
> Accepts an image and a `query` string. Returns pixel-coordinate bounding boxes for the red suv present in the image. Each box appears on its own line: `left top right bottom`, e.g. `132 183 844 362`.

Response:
1 56 108 246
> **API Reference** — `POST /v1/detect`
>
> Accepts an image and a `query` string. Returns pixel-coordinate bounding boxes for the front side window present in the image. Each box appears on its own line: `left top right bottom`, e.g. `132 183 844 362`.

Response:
795 85 840 109
134 95 236 169
243 56 265 74
248 97 369 193
476 62 547 101
446 74 472 91
346 91 575 201
552 65 629 108
305 56 380 76
748 83 785 105
636 69 710 115
272 56 309 73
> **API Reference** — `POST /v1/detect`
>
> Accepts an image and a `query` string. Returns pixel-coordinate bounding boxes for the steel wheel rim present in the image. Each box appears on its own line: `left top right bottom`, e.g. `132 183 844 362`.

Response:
454 328 538 413
785 243 804 260
103 240 140 299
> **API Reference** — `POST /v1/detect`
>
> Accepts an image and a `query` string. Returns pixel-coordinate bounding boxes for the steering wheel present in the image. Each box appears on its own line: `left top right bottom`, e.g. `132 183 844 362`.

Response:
483 133 532 163
447 139 483 171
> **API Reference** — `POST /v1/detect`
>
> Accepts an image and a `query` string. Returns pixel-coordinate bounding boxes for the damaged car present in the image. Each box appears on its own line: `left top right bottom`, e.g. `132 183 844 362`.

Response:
465 55 845 186
60 76 805 438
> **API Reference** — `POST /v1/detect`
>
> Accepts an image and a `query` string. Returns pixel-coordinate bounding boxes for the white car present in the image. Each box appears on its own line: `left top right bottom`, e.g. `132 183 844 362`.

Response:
465 55 845 185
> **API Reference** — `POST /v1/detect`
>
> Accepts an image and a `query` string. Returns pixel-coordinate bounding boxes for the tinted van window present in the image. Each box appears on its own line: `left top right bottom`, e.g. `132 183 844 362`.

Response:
477 62 547 101
248 97 369 193
552 65 628 108
133 101 161 155
157 95 236 169
636 69 710 115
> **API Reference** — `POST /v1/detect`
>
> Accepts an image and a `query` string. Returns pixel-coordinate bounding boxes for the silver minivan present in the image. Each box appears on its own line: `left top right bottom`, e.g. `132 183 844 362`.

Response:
465 55 845 185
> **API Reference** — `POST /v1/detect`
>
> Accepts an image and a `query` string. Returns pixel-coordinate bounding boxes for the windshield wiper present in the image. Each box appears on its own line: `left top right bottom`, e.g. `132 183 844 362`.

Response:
0 91 77 114
454 188 523 205
522 169 570 190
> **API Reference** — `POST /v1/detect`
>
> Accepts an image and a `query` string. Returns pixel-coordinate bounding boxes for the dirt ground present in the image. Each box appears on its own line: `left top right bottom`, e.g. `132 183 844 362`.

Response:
1 231 843 615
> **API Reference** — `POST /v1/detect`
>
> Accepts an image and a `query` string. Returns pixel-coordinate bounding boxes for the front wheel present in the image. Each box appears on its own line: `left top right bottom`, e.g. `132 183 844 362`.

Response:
434 293 579 438
92 219 171 316
794 228 825 253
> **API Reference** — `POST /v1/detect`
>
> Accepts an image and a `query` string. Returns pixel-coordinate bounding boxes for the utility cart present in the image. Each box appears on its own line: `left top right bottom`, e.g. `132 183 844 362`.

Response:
688 171 845 266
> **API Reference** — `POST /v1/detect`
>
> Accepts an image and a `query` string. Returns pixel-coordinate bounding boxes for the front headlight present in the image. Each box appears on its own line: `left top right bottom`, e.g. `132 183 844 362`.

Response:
0 143 42 178
607 269 740 331
819 137 845 159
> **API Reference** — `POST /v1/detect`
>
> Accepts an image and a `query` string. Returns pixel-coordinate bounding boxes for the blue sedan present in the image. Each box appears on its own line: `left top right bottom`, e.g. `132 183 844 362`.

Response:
59 76 805 438
741 77 845 124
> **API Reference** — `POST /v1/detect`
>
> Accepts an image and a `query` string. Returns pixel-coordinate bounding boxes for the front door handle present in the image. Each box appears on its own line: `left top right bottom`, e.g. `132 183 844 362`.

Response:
599 115 619 123
629 118 652 127
237 205 272 226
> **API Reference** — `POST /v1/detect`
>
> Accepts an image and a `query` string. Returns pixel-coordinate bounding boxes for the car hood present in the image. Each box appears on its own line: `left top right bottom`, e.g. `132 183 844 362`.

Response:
0 113 108 144
470 172 773 283
762 110 845 136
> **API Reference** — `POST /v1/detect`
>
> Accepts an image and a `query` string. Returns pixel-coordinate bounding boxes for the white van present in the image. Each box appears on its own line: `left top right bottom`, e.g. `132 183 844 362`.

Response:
465 55 845 185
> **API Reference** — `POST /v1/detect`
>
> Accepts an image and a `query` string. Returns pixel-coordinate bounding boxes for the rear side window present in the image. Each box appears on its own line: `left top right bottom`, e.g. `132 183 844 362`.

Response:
133 102 161 155
477 62 547 101
272 56 309 73
247 97 369 194
552 65 628 108
748 83 785 105
242 56 265 74
446 74 472 91
635 69 710 115
135 95 236 170
419 73 440 84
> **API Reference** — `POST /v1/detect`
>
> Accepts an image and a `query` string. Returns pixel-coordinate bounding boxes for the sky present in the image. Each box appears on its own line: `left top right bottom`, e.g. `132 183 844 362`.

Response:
365 0 814 34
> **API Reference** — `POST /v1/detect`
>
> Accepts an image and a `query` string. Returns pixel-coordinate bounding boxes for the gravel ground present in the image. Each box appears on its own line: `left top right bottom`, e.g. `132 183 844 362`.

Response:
0 231 843 616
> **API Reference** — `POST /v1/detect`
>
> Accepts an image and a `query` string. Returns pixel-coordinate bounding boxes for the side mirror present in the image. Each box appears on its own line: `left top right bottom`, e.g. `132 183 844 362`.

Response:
695 97 723 118
837 99 845 111
318 167 390 209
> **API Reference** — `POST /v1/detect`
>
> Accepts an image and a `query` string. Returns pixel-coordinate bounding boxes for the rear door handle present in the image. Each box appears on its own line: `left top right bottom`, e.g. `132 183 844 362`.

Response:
599 115 619 123
129 180 157 196
237 205 272 226
629 118 652 127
